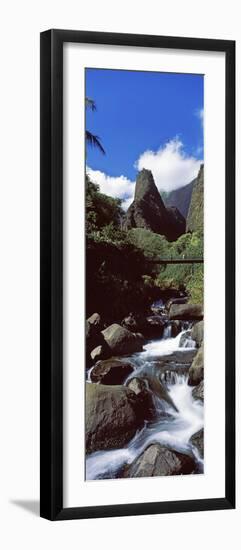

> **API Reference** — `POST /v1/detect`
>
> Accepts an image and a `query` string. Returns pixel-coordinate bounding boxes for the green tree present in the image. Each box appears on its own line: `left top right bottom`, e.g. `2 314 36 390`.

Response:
86 175 124 233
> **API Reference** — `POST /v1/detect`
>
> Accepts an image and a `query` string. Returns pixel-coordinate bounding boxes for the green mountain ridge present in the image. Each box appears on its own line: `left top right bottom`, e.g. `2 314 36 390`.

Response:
186 165 204 233
161 179 195 219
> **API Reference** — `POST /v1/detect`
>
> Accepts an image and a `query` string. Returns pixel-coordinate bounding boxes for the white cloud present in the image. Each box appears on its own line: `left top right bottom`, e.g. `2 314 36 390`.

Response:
87 138 202 208
121 196 134 211
135 138 202 192
86 167 135 210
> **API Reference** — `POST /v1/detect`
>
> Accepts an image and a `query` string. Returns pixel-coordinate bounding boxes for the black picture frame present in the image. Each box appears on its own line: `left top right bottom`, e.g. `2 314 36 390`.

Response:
40 29 235 521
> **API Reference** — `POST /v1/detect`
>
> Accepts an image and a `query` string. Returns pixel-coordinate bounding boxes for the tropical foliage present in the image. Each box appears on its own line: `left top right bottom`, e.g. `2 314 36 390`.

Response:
86 175 203 317
85 97 105 155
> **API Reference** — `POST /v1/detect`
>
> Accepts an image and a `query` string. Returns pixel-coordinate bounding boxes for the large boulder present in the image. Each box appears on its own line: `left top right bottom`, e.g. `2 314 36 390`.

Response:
124 169 185 241
101 323 143 355
90 359 134 385
191 321 204 347
169 303 203 321
86 383 144 454
127 377 155 420
190 428 204 459
188 344 204 386
192 380 204 401
124 444 196 477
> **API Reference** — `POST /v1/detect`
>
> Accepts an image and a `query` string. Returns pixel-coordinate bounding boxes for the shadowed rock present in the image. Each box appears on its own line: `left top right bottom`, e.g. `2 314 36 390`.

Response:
188 344 204 386
192 380 204 401
90 359 134 385
190 428 204 459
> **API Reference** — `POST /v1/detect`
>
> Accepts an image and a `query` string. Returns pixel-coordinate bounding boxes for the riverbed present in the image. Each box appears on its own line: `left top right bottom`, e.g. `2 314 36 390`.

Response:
86 320 204 480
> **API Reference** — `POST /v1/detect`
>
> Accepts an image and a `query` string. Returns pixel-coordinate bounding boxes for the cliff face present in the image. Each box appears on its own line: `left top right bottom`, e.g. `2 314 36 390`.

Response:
162 179 195 219
186 165 204 233
124 169 185 241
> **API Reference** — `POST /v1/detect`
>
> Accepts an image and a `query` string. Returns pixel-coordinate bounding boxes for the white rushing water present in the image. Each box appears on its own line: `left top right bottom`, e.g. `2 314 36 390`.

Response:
86 326 204 480
143 328 192 356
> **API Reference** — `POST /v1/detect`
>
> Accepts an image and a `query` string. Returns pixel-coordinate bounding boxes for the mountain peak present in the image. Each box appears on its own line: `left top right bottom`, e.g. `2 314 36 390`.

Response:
124 170 185 241
134 169 161 201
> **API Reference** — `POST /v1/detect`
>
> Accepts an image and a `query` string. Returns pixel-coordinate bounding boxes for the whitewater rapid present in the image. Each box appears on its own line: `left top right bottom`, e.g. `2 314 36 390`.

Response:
86 327 204 480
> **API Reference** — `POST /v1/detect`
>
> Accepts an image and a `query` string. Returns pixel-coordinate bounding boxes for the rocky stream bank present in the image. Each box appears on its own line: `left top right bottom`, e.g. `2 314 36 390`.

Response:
85 298 204 480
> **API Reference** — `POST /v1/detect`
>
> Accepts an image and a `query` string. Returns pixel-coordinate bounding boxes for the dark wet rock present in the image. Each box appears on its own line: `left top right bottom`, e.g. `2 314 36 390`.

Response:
170 320 182 337
153 349 197 365
188 344 204 386
190 428 204 459
121 312 140 332
90 359 134 385
86 383 144 454
101 323 144 355
124 444 196 477
86 313 105 363
191 321 204 348
144 315 165 338
192 380 204 401
124 169 185 241
90 344 110 362
165 296 188 311
127 377 155 420
122 312 165 339
144 374 178 412
169 303 203 321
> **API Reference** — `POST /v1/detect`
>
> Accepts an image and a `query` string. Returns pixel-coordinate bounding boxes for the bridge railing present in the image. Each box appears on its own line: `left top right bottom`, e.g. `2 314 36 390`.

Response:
146 257 204 264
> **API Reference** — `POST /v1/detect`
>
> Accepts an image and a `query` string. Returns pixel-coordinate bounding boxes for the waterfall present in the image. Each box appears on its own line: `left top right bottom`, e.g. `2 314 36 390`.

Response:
86 370 203 480
163 324 172 339
160 370 184 385
142 327 191 357
86 321 203 481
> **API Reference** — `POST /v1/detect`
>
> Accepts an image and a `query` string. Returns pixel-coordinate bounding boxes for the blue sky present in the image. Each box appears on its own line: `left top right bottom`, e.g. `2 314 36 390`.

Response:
86 68 203 209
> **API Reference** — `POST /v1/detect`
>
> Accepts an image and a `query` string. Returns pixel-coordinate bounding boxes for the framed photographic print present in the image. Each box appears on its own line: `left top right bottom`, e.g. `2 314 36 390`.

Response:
40 29 235 520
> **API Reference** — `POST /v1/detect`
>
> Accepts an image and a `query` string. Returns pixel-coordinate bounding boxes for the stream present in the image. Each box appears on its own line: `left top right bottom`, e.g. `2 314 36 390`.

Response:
86 318 204 480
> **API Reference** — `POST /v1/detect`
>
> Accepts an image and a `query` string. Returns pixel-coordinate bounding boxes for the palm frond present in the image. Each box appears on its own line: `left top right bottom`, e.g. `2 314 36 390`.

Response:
85 97 97 111
86 130 106 154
